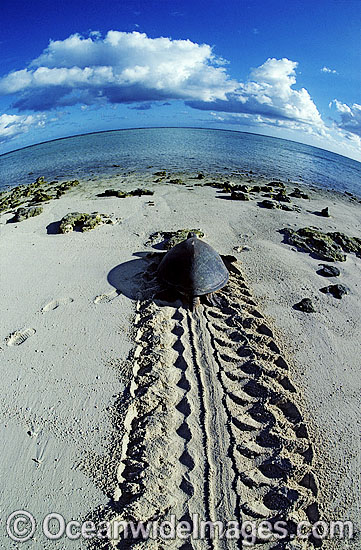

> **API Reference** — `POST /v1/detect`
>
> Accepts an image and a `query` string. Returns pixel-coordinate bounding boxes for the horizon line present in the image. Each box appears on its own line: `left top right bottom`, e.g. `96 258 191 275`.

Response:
0 125 360 166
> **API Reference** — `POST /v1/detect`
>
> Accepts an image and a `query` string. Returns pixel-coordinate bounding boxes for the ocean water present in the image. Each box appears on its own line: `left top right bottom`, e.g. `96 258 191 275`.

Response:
1 127 360 196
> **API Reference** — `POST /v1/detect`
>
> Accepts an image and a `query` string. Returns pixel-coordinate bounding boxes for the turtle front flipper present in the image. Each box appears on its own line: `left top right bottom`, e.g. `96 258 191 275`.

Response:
190 295 201 311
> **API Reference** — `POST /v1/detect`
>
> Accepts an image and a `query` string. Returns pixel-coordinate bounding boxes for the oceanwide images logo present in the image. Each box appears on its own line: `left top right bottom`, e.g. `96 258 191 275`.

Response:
5 511 354 544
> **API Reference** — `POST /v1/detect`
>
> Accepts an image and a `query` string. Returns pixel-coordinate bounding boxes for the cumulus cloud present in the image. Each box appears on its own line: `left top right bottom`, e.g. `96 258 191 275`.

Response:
0 113 45 144
321 66 337 74
330 99 361 138
0 31 237 111
187 58 326 136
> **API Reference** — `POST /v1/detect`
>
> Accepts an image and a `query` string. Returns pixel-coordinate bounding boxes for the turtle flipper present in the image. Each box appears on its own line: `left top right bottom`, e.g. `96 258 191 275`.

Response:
190 295 201 311
203 292 222 308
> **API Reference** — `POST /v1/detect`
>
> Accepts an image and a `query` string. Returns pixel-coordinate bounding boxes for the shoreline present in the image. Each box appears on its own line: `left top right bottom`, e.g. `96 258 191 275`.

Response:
0 171 360 549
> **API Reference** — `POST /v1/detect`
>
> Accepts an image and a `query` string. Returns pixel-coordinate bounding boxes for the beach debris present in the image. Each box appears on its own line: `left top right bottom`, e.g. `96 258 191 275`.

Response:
157 232 229 310
58 212 118 233
289 188 310 199
317 264 340 277
282 227 354 262
293 298 315 313
147 228 204 250
98 188 153 198
9 206 43 222
320 284 348 299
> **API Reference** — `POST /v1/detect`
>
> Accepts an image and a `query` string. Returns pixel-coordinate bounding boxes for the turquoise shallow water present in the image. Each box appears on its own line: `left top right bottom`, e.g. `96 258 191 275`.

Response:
0 127 360 195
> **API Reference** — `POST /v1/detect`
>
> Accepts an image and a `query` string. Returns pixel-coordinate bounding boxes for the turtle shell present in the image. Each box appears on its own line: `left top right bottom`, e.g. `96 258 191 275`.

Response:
157 234 229 296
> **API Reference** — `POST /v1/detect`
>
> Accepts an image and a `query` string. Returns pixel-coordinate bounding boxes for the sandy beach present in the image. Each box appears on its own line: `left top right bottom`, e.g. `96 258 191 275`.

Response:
0 170 360 550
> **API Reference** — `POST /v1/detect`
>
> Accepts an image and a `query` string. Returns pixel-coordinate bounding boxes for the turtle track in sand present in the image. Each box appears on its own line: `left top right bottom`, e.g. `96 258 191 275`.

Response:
109 257 322 550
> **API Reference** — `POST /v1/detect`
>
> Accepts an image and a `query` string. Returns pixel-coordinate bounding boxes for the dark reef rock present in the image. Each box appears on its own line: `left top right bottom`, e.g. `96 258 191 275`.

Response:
230 191 249 201
147 228 204 250
98 188 154 198
320 207 330 217
0 176 80 214
294 298 315 313
282 227 347 262
317 264 340 277
259 199 277 209
274 192 291 203
169 178 184 185
196 173 205 179
330 232 361 257
10 206 43 222
289 188 310 200
320 284 348 299
58 212 117 233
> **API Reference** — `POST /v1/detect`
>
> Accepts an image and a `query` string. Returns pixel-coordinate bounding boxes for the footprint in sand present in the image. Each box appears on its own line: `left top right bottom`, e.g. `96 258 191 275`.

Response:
6 328 36 347
41 297 74 313
93 289 121 304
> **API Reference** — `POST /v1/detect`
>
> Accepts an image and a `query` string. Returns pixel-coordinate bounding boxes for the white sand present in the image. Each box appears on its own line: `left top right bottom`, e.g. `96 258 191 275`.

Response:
0 172 360 549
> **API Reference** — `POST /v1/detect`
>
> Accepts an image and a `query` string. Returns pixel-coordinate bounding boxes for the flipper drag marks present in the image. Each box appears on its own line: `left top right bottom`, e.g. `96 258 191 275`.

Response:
108 257 322 550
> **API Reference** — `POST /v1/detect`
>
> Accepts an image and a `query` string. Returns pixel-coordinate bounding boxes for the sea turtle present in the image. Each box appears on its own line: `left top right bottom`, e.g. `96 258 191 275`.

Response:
157 232 229 310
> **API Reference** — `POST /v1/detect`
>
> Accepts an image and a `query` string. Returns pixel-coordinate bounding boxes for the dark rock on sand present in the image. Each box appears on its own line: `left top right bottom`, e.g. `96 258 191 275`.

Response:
294 298 315 313
59 212 117 233
230 191 250 201
289 188 310 200
320 207 330 217
274 191 291 203
317 264 340 277
330 232 361 257
196 173 205 179
10 206 43 223
280 204 301 212
30 190 54 203
169 178 184 185
98 188 154 198
259 199 277 209
320 284 348 299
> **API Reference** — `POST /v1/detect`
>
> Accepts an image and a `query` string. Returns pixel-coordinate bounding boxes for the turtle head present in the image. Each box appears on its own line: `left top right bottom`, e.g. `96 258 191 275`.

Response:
187 232 198 239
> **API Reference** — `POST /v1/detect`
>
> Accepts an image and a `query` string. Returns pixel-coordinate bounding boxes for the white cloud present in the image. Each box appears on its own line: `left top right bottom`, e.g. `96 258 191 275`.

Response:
330 99 361 138
0 113 46 144
0 31 238 111
188 58 326 136
321 66 337 74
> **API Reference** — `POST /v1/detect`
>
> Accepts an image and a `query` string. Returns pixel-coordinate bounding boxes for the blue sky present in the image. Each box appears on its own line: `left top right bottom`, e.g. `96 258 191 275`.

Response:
0 0 360 160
